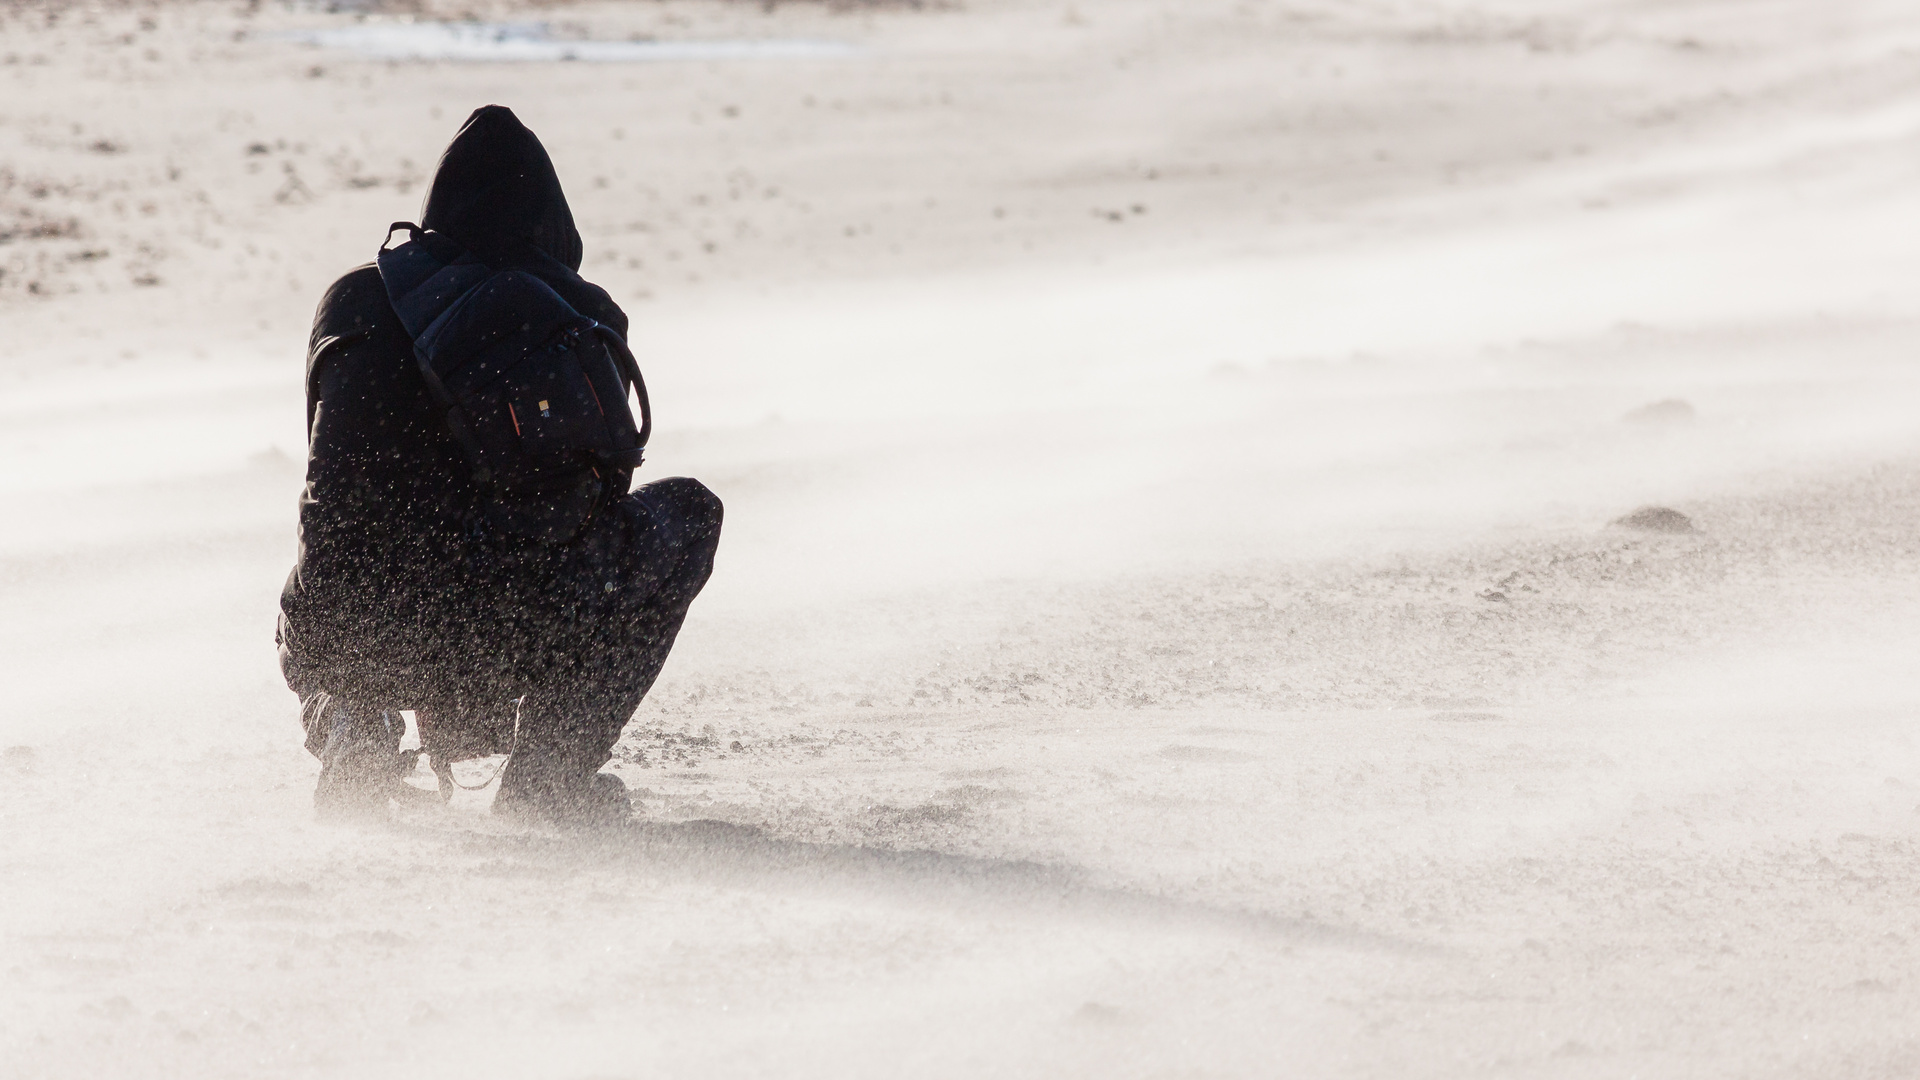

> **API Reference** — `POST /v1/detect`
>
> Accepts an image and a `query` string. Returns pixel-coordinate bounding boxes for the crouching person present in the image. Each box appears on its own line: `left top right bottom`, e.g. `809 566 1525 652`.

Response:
276 106 721 827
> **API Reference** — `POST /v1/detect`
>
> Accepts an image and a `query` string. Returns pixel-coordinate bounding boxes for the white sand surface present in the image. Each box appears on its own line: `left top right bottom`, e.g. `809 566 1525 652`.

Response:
5 0 1920 1075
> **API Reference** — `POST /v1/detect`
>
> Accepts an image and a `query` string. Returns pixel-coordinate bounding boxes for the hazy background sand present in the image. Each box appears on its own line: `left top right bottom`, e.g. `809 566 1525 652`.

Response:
5 1 1920 1076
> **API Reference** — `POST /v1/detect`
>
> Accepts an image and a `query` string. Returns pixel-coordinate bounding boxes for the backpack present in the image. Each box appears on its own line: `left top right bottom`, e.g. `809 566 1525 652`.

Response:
374 222 650 545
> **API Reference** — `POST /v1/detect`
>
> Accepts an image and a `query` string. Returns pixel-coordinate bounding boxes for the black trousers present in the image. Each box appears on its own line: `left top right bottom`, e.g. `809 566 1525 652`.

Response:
296 476 722 775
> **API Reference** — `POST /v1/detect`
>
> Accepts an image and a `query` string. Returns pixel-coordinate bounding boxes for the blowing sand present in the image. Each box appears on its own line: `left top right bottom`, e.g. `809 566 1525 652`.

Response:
5 0 1920 1076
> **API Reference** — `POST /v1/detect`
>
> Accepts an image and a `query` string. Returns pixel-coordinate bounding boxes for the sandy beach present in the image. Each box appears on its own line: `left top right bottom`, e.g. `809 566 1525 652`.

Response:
5 0 1920 1075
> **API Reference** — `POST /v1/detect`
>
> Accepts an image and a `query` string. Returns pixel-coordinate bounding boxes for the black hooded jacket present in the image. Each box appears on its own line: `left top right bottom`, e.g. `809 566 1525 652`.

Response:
279 106 631 701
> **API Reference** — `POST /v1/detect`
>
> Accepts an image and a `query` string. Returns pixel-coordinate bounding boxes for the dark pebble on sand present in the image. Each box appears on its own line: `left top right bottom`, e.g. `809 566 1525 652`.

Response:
1612 506 1695 533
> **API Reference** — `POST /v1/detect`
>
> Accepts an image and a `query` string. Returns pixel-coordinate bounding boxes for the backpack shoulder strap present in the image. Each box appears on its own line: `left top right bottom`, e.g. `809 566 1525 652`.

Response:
374 222 497 480
593 325 650 467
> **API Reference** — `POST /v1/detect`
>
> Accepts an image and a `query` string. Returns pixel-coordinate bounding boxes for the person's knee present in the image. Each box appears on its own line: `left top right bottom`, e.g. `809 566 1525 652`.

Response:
644 476 722 537
613 477 721 598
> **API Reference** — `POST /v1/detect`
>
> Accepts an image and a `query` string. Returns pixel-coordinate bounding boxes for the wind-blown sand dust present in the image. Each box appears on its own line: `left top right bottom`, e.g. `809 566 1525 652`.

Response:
4 0 1920 1076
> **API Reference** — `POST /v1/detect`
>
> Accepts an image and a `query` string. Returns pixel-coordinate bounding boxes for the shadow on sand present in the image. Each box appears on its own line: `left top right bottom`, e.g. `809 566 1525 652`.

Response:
415 815 1437 957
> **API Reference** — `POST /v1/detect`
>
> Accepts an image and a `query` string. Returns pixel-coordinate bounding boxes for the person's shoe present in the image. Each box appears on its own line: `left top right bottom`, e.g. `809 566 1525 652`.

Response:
493 760 632 829
581 772 632 824
312 698 410 823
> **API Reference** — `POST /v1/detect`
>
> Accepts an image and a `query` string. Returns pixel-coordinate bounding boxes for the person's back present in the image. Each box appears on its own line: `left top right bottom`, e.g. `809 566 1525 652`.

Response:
278 106 722 826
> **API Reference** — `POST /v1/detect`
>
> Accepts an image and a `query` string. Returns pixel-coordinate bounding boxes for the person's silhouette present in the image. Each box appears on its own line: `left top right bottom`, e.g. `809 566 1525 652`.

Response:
277 105 721 825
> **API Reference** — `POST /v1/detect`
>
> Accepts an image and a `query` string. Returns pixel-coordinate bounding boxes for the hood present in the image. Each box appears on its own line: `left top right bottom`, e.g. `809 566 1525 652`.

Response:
419 105 583 272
